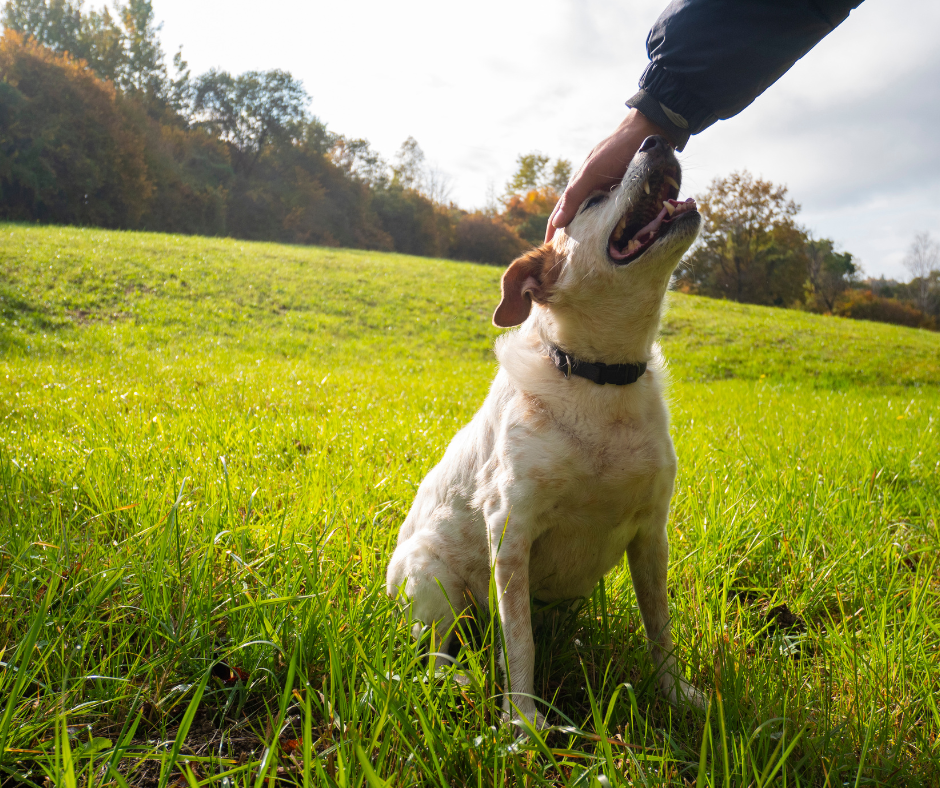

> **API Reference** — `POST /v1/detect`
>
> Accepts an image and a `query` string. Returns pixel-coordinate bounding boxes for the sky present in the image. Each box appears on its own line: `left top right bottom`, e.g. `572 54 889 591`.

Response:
153 0 940 280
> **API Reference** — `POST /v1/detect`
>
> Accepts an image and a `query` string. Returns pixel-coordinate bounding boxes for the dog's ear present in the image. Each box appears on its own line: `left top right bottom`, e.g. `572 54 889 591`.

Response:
493 244 562 328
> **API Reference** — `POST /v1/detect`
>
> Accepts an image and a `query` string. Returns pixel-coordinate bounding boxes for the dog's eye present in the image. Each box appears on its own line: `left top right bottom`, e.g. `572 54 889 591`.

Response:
581 194 607 212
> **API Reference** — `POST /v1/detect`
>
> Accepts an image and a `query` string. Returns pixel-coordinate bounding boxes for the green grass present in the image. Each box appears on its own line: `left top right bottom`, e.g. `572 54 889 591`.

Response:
1 222 938 787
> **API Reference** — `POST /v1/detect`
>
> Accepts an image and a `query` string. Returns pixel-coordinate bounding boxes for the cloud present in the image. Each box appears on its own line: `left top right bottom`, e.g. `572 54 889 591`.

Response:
695 48 940 211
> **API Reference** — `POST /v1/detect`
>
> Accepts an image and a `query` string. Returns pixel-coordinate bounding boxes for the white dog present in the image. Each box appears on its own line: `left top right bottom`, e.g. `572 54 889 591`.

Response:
387 135 702 725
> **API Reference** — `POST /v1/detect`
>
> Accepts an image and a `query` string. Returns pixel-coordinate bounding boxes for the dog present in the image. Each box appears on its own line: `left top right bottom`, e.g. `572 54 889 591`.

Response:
386 135 702 725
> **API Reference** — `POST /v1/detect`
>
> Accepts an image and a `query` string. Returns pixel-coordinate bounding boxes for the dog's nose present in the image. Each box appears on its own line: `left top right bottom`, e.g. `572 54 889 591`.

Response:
638 136 661 153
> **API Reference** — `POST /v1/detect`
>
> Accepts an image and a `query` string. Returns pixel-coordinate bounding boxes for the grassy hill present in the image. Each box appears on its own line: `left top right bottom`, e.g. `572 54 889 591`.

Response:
4 224 939 387
1 223 938 786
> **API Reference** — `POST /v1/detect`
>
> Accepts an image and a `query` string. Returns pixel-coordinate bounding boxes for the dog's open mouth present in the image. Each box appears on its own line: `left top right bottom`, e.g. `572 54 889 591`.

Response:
608 169 697 264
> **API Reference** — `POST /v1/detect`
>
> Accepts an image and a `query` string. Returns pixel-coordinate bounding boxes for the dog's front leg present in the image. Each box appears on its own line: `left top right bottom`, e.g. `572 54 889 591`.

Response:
487 525 541 727
627 523 703 708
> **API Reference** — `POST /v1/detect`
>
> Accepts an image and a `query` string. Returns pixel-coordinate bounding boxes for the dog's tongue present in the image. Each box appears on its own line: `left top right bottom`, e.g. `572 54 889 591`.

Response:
635 197 697 241
634 205 671 243
609 197 697 261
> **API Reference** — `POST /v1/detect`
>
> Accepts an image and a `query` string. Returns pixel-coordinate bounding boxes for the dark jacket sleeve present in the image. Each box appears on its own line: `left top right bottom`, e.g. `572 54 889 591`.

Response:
626 0 864 150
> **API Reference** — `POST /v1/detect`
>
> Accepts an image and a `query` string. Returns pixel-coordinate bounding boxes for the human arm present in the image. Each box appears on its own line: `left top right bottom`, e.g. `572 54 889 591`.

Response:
547 0 864 240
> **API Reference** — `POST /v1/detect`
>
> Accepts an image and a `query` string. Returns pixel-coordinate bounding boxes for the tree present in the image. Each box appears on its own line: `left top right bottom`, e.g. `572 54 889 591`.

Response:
505 152 571 196
548 158 571 193
329 135 388 188
193 68 309 176
386 136 453 205
115 0 165 98
507 152 550 193
501 152 572 245
805 237 858 312
903 231 939 312
165 47 191 115
80 3 124 85
391 136 424 190
2 0 169 103
1 0 83 56
680 171 808 306
424 165 452 206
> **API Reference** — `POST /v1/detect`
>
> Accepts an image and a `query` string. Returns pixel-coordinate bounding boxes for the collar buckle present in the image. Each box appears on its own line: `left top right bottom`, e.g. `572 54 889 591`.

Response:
548 344 646 387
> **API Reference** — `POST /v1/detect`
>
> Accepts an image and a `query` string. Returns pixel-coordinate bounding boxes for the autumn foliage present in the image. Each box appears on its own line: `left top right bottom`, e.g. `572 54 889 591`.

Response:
499 154 571 245
0 30 151 227
0 13 533 265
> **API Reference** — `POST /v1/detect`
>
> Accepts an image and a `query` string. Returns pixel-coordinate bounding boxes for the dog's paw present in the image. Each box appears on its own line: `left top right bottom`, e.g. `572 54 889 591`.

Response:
678 681 707 710
502 707 548 734
454 671 473 687
659 674 706 710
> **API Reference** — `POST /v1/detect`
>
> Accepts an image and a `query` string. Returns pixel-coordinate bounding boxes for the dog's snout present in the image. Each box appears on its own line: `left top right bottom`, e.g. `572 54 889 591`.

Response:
622 134 678 185
638 136 661 153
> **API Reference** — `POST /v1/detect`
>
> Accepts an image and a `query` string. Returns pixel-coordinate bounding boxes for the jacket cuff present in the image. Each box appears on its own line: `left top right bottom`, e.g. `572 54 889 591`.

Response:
628 61 721 148
625 90 690 151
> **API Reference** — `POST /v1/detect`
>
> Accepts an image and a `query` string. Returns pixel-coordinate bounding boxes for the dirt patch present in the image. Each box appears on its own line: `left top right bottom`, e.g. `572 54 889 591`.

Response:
765 603 806 635
69 309 134 325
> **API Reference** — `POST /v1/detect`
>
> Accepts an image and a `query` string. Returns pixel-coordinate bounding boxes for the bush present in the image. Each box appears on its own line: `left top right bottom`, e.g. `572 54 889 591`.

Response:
834 289 937 330
514 212 550 246
371 185 451 257
450 213 528 266
500 188 556 246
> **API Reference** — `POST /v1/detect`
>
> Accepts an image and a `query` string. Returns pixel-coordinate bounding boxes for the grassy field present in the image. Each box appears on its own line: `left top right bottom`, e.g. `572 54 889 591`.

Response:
1 222 938 787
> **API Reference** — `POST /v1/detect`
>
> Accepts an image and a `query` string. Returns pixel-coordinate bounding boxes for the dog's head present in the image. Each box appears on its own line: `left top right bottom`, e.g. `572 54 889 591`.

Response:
493 136 700 363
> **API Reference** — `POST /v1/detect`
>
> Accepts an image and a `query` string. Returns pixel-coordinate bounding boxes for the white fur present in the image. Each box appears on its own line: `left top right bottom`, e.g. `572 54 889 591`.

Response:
387 140 703 725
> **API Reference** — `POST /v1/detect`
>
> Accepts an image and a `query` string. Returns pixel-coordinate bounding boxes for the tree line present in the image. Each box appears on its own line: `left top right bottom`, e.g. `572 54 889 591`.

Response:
0 0 537 264
677 171 939 330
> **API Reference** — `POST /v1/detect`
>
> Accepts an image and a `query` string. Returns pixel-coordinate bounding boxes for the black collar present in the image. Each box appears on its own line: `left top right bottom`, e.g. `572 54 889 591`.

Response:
548 345 647 386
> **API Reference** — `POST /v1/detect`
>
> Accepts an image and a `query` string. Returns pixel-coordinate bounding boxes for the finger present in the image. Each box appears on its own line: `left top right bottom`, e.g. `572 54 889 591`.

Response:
550 188 581 231
544 203 560 243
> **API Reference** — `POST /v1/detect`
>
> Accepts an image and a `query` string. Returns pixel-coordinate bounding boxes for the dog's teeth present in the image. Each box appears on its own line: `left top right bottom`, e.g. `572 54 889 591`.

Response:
665 176 680 190
642 180 650 195
663 201 675 216
627 240 641 254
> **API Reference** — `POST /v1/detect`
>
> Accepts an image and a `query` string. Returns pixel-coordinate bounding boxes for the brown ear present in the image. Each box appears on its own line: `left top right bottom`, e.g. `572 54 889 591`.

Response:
493 244 561 328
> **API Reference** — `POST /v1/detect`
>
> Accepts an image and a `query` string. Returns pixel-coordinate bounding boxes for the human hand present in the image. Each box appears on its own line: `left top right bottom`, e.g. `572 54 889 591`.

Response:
545 109 673 242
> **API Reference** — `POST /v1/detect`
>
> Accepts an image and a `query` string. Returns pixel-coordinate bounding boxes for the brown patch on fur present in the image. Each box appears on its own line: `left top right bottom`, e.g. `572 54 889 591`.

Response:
519 391 551 429
493 244 563 328
526 464 561 492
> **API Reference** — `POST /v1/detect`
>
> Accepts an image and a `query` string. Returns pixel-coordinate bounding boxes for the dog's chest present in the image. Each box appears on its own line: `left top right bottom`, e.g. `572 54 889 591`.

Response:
519 405 676 600
527 390 672 485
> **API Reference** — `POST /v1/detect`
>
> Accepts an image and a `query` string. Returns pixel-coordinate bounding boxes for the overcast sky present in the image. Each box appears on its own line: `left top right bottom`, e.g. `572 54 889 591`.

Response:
154 0 940 280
